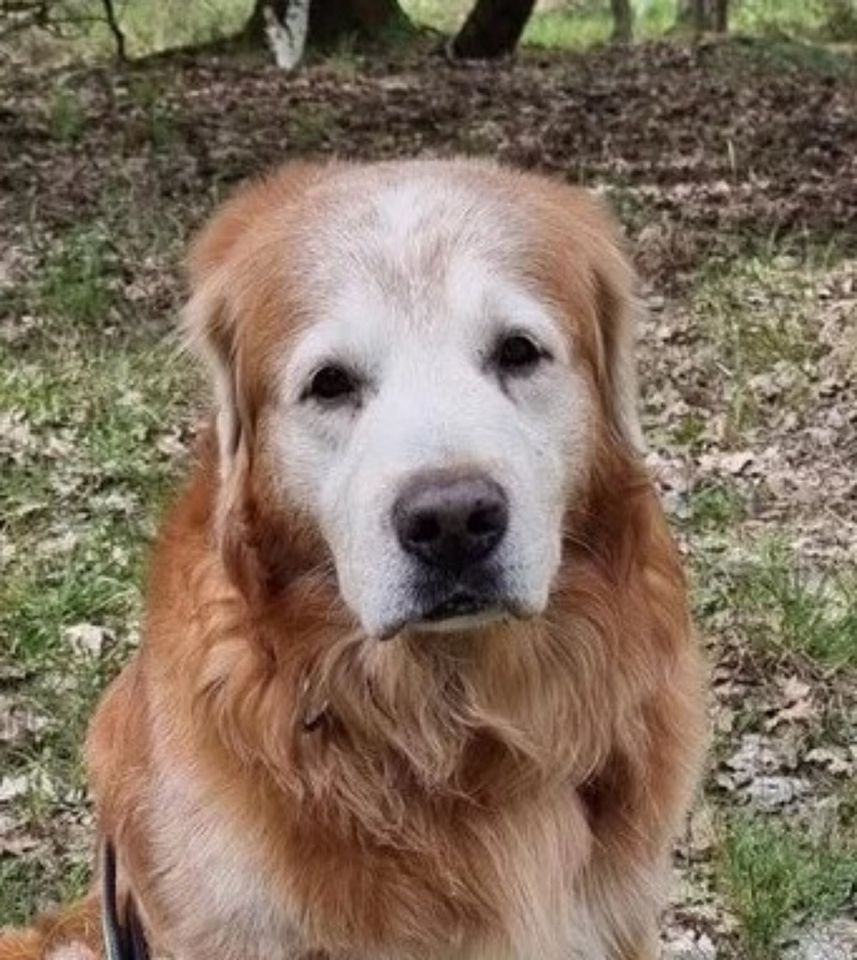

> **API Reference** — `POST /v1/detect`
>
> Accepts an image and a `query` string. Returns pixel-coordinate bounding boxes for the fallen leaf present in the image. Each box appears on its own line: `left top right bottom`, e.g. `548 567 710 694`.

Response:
0 774 30 803
62 623 114 658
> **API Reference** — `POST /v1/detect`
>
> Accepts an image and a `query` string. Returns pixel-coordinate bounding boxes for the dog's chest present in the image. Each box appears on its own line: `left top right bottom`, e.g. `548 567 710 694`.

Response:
144 770 297 960
145 765 606 960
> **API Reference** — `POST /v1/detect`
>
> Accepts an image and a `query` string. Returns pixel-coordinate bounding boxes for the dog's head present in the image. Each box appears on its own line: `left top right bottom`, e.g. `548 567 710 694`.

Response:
186 161 641 640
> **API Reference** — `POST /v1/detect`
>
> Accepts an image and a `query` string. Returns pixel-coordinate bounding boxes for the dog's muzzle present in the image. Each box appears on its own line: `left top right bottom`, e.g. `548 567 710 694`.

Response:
391 468 510 630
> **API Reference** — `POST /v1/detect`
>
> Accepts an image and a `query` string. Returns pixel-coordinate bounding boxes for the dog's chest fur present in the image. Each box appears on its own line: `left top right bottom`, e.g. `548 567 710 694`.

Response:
143 752 613 960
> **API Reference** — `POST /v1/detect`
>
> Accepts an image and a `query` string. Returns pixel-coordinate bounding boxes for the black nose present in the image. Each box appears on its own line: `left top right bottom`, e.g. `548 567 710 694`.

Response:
393 471 509 573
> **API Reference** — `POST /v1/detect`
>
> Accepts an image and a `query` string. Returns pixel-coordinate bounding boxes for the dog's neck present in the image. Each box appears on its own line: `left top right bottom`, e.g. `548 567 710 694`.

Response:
188 444 673 840
190 554 625 843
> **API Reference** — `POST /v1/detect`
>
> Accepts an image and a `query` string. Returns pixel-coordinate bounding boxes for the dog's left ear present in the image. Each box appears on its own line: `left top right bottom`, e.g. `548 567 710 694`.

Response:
558 186 645 454
590 237 645 454
535 179 644 454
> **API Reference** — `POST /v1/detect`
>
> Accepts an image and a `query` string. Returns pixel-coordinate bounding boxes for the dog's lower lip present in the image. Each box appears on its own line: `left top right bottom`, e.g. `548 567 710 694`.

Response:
375 593 523 640
422 591 490 622
375 595 494 640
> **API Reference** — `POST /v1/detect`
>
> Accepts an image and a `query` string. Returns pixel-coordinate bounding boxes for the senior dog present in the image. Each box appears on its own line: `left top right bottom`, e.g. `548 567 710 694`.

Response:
0 160 706 960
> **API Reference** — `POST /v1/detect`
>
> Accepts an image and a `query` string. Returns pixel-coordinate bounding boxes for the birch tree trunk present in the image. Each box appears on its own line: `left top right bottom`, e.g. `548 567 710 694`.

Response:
243 0 410 51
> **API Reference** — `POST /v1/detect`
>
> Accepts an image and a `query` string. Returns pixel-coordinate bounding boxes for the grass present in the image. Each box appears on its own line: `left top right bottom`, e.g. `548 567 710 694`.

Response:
286 103 341 152
524 0 675 50
47 86 87 144
68 0 251 60
37 225 120 329
0 851 94 927
745 552 856 668
0 207 198 922
124 75 181 151
724 31 857 77
716 812 857 959
0 336 195 750
684 481 748 532
688 246 846 437
694 252 826 374
694 541 857 670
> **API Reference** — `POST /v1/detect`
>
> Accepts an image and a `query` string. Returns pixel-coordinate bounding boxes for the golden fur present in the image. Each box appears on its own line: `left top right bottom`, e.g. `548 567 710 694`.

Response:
0 161 706 960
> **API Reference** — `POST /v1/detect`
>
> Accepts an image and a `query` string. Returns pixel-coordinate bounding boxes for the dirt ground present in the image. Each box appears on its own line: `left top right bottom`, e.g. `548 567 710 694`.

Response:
1 36 855 959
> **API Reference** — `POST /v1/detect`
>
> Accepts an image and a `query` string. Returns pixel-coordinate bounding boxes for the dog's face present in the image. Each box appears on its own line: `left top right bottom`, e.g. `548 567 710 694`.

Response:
187 162 641 639
282 226 586 640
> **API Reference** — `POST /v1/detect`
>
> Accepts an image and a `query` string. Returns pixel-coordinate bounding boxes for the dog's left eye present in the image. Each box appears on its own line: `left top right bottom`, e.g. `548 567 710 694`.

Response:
494 334 545 375
304 364 359 404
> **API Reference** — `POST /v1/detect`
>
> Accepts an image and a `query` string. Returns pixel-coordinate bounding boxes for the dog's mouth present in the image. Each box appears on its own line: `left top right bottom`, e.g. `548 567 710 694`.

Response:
393 582 527 638
372 565 535 640
422 590 492 622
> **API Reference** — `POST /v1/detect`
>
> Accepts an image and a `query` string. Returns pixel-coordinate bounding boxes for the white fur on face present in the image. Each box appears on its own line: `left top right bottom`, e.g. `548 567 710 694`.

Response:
271 172 595 639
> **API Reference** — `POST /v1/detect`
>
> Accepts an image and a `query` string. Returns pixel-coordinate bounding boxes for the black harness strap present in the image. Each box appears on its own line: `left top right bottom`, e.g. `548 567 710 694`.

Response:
101 841 151 960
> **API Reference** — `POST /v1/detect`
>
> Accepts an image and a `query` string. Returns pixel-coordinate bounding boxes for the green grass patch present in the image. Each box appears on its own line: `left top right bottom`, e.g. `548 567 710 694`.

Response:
684 481 748 533
117 0 250 57
694 254 822 376
404 0 463 33
695 542 857 669
0 842 92 926
524 7 612 51
67 0 251 60
37 225 121 330
689 246 847 437
126 75 182 151
286 103 340 152
0 533 135 920
1 538 139 665
669 412 708 450
716 812 857 959
2 226 196 852
0 859 58 928
47 86 87 144
525 0 675 50
721 33 857 78
0 319 195 925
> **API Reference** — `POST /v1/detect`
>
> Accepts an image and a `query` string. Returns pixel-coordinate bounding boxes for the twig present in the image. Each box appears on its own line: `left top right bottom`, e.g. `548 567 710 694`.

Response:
100 0 126 62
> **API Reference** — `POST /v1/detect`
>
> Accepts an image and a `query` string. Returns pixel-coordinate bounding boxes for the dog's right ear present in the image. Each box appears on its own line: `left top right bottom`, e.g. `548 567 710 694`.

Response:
184 206 244 474
183 163 323 480
183 164 324 591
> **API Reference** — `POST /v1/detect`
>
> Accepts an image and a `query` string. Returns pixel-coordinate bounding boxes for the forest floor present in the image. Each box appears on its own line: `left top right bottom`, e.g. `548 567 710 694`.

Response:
1 35 856 960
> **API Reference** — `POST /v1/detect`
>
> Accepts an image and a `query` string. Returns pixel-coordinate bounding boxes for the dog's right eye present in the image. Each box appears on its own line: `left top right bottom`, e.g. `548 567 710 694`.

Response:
304 364 359 405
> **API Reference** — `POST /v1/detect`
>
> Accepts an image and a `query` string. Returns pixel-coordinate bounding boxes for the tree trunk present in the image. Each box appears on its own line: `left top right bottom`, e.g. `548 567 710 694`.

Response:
610 0 634 43
449 0 537 60
675 0 729 32
675 0 693 27
243 0 410 50
263 0 311 68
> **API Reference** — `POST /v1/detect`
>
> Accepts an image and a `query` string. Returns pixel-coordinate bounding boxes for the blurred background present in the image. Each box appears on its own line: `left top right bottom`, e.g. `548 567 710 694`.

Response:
1 2 855 958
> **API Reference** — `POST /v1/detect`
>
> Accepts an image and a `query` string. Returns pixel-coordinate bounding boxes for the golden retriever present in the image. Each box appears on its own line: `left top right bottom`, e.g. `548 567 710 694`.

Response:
0 160 706 960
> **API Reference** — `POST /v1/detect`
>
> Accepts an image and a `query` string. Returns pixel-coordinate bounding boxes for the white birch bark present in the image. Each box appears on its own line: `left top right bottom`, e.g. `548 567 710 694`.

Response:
264 0 311 71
